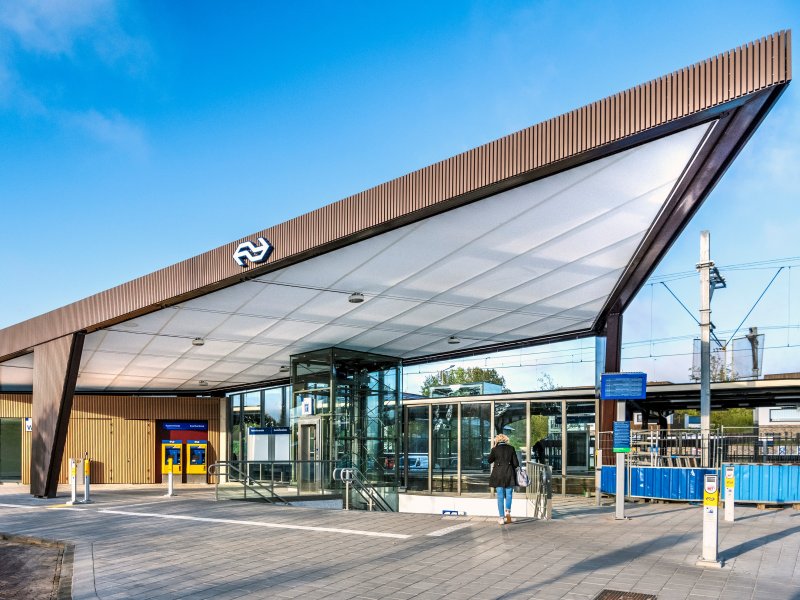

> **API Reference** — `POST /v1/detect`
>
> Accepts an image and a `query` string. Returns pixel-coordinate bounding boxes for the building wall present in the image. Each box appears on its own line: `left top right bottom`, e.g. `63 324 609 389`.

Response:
0 394 223 484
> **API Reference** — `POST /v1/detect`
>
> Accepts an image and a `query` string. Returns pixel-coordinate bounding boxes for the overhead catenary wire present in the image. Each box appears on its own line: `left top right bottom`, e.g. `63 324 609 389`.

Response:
724 267 784 347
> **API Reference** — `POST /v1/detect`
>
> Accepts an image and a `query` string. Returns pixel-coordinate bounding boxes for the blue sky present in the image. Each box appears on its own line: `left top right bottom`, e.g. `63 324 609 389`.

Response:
1 1 798 390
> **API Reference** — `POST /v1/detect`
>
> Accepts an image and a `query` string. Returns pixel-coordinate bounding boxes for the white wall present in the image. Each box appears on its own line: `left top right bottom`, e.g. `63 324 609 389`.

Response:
399 493 533 517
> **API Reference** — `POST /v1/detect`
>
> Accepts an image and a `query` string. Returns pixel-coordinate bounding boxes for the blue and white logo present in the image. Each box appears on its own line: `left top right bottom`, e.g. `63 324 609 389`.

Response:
233 237 274 267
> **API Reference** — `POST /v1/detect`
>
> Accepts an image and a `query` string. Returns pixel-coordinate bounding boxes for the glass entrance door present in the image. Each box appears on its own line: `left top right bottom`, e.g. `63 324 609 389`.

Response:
298 422 319 492
0 419 22 481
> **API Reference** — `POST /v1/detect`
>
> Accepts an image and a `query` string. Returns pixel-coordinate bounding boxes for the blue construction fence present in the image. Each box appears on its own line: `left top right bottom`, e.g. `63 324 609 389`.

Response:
600 464 800 503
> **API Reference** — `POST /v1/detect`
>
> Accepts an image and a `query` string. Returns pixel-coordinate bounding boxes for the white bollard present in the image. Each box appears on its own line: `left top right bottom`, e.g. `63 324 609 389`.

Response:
82 456 92 504
724 465 735 522
697 473 722 567
67 458 78 505
164 458 176 497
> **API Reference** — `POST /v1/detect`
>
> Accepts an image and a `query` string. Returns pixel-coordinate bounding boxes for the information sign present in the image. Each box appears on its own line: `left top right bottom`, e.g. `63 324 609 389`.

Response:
612 420 631 453
724 466 735 489
703 474 719 507
600 373 647 400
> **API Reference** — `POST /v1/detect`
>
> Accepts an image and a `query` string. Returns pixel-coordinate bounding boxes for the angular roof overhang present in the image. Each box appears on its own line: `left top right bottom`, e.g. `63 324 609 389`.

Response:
0 31 792 394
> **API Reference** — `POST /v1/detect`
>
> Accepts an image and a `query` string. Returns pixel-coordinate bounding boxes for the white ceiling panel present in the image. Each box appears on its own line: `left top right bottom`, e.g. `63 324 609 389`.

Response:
30 121 713 393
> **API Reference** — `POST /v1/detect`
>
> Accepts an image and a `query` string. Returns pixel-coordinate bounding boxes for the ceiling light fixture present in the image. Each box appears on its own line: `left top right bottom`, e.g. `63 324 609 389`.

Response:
448 336 460 345
192 338 205 346
279 365 290 373
348 292 365 304
199 380 209 386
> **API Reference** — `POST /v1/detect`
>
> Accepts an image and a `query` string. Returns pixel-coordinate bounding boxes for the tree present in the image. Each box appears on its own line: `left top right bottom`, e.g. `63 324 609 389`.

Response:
689 352 738 382
537 373 557 391
420 366 510 397
674 407 754 428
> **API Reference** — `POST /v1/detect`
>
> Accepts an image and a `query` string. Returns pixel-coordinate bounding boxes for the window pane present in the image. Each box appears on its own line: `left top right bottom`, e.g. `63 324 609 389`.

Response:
264 387 289 426
530 402 562 472
405 406 429 491
566 401 595 475
460 403 491 492
494 402 528 466
432 404 457 492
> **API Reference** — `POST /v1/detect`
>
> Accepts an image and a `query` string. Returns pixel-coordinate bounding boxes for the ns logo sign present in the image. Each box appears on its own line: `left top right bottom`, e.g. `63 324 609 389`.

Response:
233 237 274 267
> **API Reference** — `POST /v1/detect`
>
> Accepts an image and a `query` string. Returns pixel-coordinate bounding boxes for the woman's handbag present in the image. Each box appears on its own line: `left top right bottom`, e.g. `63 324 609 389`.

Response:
516 465 530 487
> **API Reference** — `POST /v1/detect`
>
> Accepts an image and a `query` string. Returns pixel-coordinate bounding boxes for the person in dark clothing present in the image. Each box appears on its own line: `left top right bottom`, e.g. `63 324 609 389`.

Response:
532 439 546 465
488 433 519 525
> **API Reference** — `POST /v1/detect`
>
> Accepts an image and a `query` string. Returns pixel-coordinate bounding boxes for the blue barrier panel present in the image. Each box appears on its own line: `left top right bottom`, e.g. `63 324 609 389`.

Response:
601 466 717 500
725 464 800 503
600 465 619 494
629 467 717 501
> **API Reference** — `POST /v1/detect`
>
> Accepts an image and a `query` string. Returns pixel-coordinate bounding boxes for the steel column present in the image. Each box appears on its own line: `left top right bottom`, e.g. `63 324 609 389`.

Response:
30 332 85 498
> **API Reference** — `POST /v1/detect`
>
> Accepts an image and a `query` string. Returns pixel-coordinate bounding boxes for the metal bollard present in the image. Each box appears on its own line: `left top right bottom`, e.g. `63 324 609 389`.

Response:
345 480 350 511
697 473 722 567
164 458 176 497
724 465 735 522
67 458 78 505
82 454 92 504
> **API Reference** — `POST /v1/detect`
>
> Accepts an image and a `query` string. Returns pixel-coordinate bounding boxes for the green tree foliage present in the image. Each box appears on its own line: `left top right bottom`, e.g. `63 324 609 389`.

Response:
420 367 509 397
674 407 754 428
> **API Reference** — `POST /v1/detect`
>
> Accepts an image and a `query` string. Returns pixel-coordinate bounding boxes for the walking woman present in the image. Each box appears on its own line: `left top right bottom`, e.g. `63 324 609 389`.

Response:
488 433 519 525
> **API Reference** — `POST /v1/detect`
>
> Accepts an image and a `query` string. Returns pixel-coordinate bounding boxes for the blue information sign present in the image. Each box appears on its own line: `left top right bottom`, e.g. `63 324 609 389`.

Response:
600 372 647 400
248 427 290 435
163 422 208 431
613 420 631 453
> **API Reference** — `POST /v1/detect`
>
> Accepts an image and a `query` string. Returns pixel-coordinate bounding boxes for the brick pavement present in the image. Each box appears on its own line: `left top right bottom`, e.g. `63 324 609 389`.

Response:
0 484 798 599
0 533 71 599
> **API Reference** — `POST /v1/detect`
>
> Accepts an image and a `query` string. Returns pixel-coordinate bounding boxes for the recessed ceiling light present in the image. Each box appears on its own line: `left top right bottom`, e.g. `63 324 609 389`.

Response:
279 365 290 373
192 338 205 346
348 292 365 304
448 336 460 345
199 380 209 386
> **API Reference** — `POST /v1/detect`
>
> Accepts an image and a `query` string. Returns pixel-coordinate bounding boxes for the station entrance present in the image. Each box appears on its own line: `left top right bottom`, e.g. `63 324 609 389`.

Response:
289 347 401 507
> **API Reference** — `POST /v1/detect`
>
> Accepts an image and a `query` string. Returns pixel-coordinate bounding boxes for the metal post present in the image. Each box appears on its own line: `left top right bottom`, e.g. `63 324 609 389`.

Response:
698 473 722 567
698 231 712 468
67 458 77 505
724 465 735 522
595 449 602 506
345 480 350 510
82 454 92 504
165 458 175 497
615 400 626 520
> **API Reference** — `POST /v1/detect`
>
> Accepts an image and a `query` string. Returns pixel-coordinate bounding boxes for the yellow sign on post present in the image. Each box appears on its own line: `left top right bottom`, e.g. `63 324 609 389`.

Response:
703 489 719 507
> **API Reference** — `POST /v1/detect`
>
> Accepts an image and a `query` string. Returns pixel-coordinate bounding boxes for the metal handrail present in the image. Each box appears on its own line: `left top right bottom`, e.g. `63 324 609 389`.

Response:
333 467 393 511
208 462 290 505
524 462 553 520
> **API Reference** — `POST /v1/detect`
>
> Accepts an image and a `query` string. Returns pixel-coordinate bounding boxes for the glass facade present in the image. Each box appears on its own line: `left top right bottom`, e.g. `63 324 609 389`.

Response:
402 398 597 495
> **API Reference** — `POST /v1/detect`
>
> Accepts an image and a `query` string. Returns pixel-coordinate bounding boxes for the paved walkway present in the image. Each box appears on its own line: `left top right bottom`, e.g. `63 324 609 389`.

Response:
0 483 798 599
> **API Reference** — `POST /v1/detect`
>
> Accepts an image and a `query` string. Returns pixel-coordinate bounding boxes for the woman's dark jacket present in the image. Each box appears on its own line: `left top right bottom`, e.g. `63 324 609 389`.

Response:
488 442 519 488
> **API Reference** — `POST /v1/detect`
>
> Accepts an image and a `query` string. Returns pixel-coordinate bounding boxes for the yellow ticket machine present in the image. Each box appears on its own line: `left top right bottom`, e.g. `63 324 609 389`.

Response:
186 440 208 483
161 441 183 476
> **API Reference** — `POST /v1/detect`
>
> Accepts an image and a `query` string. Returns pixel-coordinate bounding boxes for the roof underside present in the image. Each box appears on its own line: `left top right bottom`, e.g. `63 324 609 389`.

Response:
0 32 791 394
4 123 713 392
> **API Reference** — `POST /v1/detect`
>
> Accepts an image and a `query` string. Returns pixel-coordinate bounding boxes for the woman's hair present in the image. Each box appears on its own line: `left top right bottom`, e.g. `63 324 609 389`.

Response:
494 433 510 444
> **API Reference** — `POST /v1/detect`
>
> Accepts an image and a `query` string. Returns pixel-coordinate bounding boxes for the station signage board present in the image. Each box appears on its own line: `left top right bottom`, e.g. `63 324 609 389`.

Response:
613 420 631 453
163 422 208 431
248 427 290 435
600 372 647 400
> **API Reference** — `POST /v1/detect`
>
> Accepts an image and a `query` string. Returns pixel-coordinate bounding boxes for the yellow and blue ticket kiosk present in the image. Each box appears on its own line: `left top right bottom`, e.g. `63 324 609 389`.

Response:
186 440 207 483
161 441 183 476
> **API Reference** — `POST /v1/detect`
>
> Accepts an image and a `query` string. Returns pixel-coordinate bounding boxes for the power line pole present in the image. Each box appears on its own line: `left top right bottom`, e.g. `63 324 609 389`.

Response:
697 231 712 468
696 231 725 467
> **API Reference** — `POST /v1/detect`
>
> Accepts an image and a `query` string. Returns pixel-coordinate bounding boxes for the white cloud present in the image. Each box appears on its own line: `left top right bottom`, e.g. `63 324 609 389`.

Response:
0 0 150 153
64 109 147 155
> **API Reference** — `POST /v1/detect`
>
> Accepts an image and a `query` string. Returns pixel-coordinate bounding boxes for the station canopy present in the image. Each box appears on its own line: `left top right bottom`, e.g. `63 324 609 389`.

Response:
0 32 791 394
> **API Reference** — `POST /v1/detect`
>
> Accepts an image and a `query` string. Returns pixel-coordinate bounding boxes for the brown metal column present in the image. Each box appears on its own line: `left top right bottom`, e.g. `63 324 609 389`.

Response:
30 332 85 498
599 310 623 438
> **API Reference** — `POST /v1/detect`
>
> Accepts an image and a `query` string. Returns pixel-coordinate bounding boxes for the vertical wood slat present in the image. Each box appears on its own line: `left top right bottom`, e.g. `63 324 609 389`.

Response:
0 394 222 485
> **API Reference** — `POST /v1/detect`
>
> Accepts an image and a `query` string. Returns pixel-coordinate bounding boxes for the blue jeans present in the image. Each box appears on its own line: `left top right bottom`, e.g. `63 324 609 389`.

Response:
496 487 513 516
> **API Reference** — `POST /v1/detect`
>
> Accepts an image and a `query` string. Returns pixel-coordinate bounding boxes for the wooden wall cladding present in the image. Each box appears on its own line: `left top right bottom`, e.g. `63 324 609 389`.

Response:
0 394 222 484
